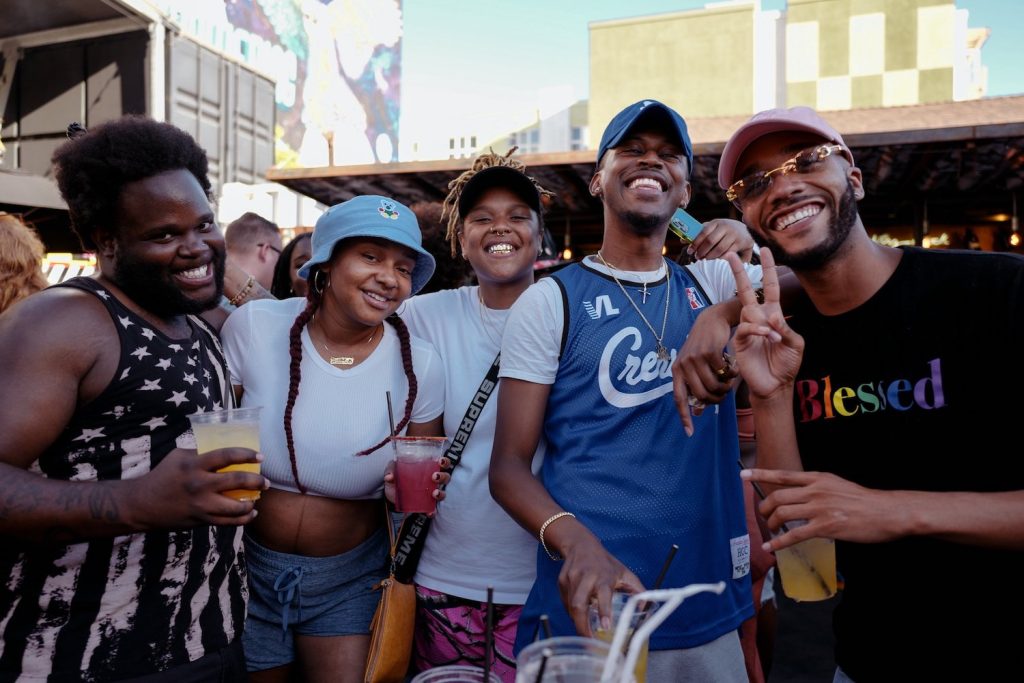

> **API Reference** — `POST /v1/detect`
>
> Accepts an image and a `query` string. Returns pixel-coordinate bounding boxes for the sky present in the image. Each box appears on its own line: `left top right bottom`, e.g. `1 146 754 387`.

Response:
399 0 1024 150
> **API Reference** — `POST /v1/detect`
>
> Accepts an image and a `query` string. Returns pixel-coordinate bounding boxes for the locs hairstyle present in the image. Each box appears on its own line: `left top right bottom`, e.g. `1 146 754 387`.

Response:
440 147 554 257
52 116 212 250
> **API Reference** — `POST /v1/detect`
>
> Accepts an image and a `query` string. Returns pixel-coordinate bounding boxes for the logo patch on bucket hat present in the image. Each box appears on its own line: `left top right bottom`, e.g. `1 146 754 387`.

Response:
378 199 400 220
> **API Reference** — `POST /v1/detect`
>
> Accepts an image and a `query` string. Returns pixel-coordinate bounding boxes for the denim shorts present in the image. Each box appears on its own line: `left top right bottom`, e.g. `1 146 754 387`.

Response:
241 529 388 672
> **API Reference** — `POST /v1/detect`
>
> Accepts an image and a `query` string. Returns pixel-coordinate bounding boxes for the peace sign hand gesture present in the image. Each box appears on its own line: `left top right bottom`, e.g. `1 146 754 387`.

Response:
725 248 805 400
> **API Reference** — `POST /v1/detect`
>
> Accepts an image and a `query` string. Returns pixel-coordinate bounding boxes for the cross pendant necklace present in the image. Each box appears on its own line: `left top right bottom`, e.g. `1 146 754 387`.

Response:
596 251 672 361
641 281 649 304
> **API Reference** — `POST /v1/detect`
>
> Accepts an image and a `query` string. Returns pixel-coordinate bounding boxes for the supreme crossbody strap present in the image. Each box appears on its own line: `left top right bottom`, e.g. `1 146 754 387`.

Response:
392 353 501 583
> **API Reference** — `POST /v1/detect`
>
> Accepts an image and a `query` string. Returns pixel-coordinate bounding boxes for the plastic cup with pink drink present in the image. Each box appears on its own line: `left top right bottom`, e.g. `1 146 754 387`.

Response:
393 436 448 513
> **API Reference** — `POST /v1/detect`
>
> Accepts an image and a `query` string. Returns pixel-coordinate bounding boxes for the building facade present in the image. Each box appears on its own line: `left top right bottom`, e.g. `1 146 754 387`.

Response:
588 0 987 145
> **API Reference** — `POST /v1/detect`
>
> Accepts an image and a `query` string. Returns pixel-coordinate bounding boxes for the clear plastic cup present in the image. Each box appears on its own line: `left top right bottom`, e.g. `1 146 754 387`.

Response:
589 592 648 682
515 636 624 683
410 665 502 682
188 406 262 501
772 519 838 601
394 436 447 513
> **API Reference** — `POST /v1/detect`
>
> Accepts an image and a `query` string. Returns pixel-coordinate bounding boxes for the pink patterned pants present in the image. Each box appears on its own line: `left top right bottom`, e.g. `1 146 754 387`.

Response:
413 585 522 683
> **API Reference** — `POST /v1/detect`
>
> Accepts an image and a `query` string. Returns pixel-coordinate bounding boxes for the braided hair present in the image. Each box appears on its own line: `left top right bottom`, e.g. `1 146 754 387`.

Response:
282 269 418 493
440 147 554 257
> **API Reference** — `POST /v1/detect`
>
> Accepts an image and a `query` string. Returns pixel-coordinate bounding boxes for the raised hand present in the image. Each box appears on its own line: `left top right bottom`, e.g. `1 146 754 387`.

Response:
689 218 755 262
726 248 804 400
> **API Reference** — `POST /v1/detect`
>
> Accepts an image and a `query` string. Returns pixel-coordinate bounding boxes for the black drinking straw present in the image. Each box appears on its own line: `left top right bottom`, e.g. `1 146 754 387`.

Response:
652 544 679 590
533 647 552 683
483 586 495 683
539 614 553 640
631 543 680 642
386 391 398 453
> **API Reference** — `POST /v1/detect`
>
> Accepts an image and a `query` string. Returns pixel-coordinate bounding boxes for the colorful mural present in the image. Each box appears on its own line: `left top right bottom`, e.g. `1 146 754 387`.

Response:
161 0 403 165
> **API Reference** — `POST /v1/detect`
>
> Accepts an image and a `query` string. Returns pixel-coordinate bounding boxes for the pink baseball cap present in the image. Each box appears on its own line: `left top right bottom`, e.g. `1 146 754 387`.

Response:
718 106 853 189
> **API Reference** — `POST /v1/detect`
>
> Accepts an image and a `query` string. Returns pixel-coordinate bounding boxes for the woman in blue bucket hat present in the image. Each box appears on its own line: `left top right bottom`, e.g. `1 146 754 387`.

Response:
221 195 447 681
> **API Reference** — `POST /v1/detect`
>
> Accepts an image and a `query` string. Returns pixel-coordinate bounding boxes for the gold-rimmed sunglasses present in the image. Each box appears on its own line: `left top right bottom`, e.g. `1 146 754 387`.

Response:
726 143 845 209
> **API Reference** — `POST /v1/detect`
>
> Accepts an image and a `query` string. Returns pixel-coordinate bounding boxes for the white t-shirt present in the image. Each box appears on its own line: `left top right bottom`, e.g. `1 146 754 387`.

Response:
500 256 761 384
222 297 445 499
400 286 545 604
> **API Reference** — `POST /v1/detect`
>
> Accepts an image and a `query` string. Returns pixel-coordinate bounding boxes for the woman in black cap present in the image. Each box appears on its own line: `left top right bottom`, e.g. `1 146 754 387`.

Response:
399 149 553 681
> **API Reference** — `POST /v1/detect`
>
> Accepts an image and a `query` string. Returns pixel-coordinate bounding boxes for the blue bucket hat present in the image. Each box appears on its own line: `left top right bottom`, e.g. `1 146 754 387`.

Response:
298 195 436 294
597 99 694 173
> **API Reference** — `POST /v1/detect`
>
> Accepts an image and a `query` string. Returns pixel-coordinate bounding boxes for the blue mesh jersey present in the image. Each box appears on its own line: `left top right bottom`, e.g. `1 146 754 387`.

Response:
515 260 752 652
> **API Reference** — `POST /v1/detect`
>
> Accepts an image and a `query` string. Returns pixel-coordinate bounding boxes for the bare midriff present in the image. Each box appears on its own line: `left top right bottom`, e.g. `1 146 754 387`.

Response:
249 488 383 557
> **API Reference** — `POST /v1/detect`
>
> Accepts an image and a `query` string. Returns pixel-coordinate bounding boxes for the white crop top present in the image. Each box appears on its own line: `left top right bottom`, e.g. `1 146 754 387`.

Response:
221 298 445 499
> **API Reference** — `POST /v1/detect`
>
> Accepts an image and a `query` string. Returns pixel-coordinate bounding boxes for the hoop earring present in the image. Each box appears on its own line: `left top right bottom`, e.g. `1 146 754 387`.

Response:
312 269 327 295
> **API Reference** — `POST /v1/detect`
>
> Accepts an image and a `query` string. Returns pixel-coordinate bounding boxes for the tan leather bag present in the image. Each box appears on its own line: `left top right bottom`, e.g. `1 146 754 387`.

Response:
363 506 416 683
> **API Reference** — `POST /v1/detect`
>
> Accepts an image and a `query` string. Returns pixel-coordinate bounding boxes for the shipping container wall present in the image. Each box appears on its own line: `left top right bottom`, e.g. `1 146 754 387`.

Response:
166 32 274 194
1 31 148 174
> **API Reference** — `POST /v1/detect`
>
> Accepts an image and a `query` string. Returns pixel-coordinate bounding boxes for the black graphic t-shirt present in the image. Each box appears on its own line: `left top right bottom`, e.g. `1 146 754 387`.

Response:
787 248 1024 681
0 278 246 681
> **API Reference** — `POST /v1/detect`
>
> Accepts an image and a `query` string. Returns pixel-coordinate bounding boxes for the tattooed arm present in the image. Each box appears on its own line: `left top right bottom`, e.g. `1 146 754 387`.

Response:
0 289 262 544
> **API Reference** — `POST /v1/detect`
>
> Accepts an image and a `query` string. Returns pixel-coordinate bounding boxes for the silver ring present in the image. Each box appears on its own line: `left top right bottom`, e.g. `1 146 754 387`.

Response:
687 395 706 409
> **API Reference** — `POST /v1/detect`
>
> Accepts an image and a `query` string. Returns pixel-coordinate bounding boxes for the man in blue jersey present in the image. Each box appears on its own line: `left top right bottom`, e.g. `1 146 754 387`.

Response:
491 100 753 681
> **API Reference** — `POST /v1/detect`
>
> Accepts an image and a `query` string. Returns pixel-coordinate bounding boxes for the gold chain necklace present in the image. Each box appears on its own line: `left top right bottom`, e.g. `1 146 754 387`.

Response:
596 251 672 361
477 289 504 349
313 316 380 366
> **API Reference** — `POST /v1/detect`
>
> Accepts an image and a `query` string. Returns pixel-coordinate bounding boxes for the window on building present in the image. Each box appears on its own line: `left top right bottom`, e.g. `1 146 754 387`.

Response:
450 138 455 149
571 127 582 141
471 136 477 147
530 129 540 144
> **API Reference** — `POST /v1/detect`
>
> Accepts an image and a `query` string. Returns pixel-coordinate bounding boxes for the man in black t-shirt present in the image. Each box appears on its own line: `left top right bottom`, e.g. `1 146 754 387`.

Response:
713 106 1024 681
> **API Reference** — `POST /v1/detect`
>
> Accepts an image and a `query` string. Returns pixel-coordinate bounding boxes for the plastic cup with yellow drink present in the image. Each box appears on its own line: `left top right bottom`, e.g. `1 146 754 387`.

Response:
189 406 262 501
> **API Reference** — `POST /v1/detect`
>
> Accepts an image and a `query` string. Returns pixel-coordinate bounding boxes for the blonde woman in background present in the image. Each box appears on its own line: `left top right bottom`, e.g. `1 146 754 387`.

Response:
0 213 48 314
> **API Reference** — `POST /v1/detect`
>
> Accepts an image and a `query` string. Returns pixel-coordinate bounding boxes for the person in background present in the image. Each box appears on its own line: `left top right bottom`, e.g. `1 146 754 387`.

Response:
721 106 1024 682
225 211 283 291
491 100 757 682
399 149 552 681
0 212 48 314
221 195 446 683
0 115 262 680
271 231 313 299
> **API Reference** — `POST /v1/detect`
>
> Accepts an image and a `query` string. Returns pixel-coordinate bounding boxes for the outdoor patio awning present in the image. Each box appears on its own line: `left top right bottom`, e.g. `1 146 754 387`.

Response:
268 96 1024 254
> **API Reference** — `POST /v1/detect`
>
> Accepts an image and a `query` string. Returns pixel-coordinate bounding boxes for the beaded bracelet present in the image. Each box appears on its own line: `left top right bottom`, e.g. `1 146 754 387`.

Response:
228 275 256 307
539 511 576 561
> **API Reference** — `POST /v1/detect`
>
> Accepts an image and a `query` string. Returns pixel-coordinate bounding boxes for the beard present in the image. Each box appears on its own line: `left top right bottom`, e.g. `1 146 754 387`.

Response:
752 181 859 271
112 242 226 317
623 208 670 236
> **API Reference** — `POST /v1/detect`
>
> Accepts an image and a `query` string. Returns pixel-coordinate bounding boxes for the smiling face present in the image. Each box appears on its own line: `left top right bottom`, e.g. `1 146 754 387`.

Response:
458 186 542 290
102 168 225 317
735 131 864 271
320 237 417 328
591 121 691 236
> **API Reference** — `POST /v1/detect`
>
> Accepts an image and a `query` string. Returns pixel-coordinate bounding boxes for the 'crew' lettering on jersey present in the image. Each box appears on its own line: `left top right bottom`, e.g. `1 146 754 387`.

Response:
796 357 946 422
582 294 620 320
599 327 675 408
